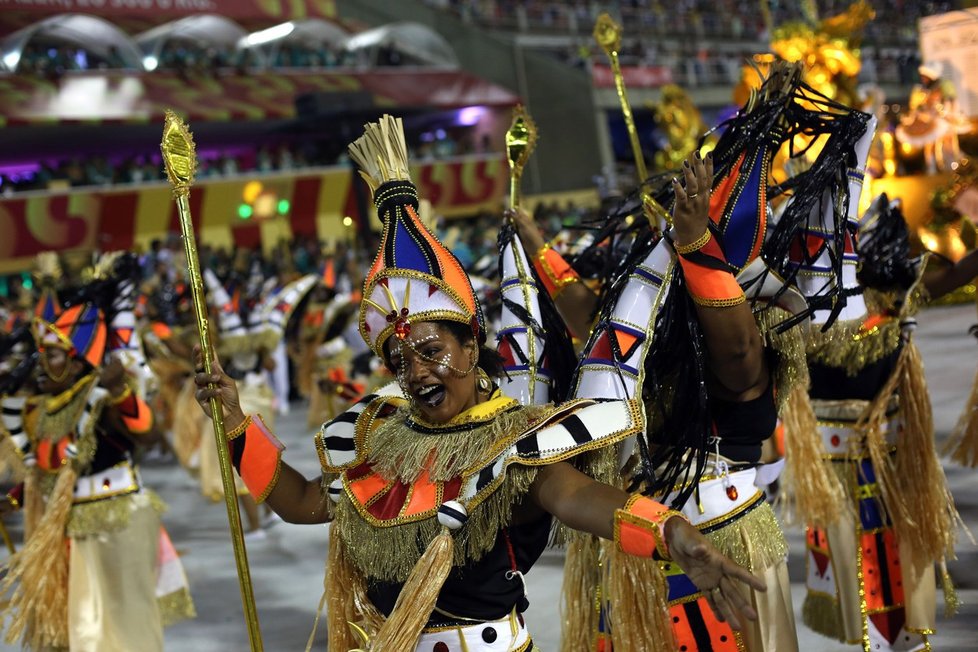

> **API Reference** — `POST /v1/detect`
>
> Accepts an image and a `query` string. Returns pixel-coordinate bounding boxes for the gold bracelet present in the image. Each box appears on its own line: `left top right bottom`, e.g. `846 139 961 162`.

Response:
673 229 711 255
226 414 253 440
108 385 133 406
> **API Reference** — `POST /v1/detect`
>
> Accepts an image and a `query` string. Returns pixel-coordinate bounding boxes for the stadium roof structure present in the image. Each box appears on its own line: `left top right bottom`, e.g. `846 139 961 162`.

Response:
343 22 459 68
238 18 350 67
0 13 144 72
135 15 248 71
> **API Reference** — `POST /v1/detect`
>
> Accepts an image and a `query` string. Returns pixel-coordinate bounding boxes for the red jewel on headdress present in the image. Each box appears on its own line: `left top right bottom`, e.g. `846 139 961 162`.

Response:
387 307 411 340
726 485 738 501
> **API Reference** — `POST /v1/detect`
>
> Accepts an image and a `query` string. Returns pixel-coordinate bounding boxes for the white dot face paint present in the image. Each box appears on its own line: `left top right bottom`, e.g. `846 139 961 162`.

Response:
384 322 479 424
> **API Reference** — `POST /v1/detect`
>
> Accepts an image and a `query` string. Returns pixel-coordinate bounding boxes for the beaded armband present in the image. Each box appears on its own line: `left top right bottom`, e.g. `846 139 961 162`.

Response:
226 414 285 503
533 242 581 298
614 495 685 560
674 229 745 308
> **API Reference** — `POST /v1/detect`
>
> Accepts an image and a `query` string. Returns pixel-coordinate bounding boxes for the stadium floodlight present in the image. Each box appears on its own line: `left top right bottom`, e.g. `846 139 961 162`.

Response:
245 23 295 47
143 55 158 71
3 51 20 70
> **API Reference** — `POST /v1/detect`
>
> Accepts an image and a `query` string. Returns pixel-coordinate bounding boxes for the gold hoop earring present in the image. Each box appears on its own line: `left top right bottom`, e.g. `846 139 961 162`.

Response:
477 368 492 394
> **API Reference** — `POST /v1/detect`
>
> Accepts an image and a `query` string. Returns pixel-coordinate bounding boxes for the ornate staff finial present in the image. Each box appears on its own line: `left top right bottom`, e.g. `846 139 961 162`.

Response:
506 104 539 209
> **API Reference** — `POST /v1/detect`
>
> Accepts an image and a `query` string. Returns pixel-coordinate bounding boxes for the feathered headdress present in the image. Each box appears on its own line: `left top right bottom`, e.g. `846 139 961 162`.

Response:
349 115 485 359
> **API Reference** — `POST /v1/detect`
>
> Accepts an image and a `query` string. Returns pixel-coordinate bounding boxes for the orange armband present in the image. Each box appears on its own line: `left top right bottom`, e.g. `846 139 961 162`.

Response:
614 495 685 560
675 230 745 308
533 242 581 298
111 387 154 435
227 414 285 503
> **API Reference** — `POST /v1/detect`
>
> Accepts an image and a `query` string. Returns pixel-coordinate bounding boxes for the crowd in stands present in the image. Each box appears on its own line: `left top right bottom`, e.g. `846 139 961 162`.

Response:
427 0 954 44
0 129 481 196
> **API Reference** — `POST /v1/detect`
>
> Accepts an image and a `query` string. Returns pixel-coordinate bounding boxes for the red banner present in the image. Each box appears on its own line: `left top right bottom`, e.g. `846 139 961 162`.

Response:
0 70 519 126
0 156 508 272
0 0 336 21
591 63 673 89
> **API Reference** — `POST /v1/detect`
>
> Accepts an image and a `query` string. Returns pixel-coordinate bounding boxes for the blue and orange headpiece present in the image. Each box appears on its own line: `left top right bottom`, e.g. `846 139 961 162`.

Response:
349 115 485 359
33 303 107 369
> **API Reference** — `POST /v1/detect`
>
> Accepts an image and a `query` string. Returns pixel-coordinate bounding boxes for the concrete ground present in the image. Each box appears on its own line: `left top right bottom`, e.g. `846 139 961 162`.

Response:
2 303 977 651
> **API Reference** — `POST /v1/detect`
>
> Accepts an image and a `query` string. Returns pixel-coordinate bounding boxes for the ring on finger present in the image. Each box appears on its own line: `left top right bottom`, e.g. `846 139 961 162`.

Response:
687 192 699 199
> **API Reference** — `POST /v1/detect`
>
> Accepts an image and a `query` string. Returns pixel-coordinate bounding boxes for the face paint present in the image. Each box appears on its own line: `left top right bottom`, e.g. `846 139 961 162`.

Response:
387 322 479 424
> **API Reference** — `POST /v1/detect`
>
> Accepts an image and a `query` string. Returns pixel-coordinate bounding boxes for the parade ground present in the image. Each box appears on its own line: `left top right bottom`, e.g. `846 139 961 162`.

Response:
2 302 977 651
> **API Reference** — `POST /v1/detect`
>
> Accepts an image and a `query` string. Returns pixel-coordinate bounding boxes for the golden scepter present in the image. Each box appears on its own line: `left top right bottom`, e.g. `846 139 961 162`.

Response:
506 104 538 210
593 12 670 227
160 110 264 652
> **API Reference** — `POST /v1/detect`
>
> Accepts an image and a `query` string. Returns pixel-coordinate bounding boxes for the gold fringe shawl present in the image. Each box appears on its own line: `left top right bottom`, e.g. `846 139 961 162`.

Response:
605 541 675 652
0 463 75 649
559 533 603 652
945 362 978 467
332 465 538 583
0 435 25 483
22 469 44 540
67 489 167 539
806 317 902 377
859 339 959 566
755 306 809 413
367 404 546 483
778 384 849 528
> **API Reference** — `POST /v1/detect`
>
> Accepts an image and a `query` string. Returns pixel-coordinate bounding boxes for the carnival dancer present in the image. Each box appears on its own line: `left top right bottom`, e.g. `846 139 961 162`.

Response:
0 277 195 651
799 194 974 652
551 62 877 652
896 62 970 174
192 115 768 651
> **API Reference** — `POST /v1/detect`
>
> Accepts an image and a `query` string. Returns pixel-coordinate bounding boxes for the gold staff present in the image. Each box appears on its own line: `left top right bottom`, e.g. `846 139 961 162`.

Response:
505 105 542 395
160 110 264 652
0 519 14 555
593 12 670 227
506 104 538 210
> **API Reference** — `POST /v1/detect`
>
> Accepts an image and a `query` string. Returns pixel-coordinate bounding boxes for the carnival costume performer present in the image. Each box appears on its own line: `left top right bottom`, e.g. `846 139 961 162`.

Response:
799 194 971 652
896 62 970 174
192 115 767 652
0 258 195 652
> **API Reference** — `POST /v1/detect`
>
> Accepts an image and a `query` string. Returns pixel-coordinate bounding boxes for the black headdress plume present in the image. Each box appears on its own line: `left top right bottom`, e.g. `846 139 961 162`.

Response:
856 194 918 293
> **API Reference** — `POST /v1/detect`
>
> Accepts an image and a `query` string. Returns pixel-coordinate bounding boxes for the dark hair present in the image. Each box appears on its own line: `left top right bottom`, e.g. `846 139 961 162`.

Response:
381 319 505 378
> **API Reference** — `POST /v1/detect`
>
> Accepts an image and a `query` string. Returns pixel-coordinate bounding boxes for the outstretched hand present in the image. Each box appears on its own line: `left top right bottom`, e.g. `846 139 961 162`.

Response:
192 345 246 429
672 149 714 248
665 516 767 630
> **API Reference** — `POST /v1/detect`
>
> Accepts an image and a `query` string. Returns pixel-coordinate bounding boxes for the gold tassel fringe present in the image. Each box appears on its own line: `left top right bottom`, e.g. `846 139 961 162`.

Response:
67 490 167 539
801 592 844 641
1 464 75 649
604 541 675 652
779 384 849 527
939 559 960 619
319 528 381 652
755 306 809 413
946 363 978 467
705 500 788 573
22 469 44 540
159 586 198 627
370 526 455 651
861 340 959 567
559 534 602 652
807 318 902 377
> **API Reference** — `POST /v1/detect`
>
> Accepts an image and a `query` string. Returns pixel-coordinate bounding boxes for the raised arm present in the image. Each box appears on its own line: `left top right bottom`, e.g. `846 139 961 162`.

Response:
529 461 766 630
672 151 768 399
923 248 978 301
507 207 599 341
192 346 331 524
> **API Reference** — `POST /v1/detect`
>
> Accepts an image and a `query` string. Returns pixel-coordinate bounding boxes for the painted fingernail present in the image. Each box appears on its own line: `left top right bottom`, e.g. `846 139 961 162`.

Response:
683 161 690 168
695 150 701 159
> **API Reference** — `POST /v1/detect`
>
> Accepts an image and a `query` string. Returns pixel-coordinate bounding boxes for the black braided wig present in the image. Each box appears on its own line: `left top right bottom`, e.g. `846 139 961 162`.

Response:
856 194 918 293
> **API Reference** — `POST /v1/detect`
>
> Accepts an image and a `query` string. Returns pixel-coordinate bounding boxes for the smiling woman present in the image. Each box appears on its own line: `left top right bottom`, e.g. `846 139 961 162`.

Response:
192 115 767 652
